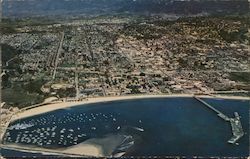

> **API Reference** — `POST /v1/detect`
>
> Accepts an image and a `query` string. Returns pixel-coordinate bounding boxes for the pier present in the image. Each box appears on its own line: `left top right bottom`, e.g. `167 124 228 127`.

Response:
228 112 244 144
194 96 244 144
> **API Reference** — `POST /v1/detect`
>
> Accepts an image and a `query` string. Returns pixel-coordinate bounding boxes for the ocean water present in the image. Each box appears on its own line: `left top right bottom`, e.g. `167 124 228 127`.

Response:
1 97 249 157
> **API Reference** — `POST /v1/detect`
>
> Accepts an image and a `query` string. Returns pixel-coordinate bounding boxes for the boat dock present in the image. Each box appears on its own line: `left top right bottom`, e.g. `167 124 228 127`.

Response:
194 96 244 144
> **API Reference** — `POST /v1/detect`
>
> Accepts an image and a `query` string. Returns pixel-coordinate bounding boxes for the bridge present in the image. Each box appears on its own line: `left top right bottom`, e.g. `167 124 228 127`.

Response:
194 96 244 144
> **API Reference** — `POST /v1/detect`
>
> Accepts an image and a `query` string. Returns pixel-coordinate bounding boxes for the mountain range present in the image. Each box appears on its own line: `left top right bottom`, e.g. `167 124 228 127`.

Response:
2 0 250 18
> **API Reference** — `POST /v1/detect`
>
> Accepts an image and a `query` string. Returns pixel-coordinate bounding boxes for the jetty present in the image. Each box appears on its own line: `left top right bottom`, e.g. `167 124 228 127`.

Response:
194 96 244 144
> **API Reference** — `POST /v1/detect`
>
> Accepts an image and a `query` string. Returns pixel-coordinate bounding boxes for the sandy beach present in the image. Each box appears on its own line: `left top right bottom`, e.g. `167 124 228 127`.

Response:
1 143 103 157
1 133 131 157
11 94 250 122
61 143 103 157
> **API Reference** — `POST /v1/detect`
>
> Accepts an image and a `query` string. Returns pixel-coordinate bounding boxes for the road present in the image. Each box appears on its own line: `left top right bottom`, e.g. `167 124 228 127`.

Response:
53 32 65 80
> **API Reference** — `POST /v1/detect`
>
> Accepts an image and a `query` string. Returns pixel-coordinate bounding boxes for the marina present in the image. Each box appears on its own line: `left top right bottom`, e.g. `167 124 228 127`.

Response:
0 96 249 157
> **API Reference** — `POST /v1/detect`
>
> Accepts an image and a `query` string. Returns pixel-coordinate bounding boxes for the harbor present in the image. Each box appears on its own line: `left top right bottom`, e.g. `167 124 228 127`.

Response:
1 96 249 157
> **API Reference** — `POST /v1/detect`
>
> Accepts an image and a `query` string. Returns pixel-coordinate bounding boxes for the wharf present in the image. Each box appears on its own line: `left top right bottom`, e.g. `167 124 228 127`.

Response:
194 96 244 144
228 112 244 144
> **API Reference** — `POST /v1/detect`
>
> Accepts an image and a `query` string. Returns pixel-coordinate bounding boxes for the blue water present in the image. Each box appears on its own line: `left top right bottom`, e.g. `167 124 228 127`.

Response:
1 97 249 157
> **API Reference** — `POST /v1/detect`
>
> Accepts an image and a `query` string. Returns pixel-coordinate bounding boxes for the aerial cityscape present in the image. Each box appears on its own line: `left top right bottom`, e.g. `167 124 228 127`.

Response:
0 0 249 158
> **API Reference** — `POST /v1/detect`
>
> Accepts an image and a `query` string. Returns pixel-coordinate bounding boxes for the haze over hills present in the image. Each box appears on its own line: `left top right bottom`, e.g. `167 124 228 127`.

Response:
2 0 250 18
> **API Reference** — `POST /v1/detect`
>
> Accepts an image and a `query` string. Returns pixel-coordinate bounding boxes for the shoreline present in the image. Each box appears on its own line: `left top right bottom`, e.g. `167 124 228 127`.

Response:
0 143 102 157
1 94 249 157
11 94 250 122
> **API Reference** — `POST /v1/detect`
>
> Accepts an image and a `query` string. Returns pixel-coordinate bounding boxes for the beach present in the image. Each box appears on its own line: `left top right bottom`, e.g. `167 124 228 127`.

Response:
11 94 250 122
0 143 103 157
